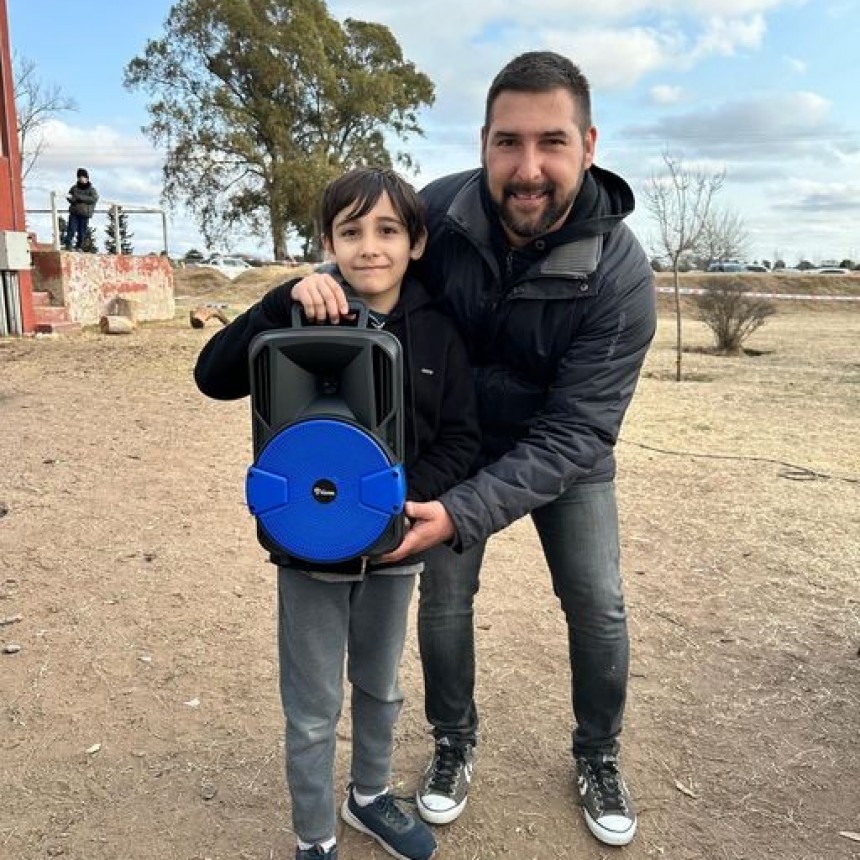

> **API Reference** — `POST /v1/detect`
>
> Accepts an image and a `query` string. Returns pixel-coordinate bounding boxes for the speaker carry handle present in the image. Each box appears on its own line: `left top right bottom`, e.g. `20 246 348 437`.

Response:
290 298 370 329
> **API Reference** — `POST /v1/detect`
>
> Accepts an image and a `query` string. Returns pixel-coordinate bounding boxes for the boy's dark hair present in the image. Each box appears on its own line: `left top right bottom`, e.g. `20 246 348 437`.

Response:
321 167 425 248
484 51 592 133
76 167 89 179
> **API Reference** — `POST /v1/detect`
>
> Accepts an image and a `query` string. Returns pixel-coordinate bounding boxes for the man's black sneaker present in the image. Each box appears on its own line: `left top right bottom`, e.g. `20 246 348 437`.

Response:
416 737 474 824
576 753 637 846
295 844 337 860
342 785 436 860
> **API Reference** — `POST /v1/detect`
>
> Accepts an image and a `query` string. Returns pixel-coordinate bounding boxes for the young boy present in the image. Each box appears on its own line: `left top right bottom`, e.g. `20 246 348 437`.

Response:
63 167 99 251
194 168 480 860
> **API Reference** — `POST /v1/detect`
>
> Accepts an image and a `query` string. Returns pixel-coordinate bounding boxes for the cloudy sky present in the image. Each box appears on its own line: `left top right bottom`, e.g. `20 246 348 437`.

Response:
7 0 860 264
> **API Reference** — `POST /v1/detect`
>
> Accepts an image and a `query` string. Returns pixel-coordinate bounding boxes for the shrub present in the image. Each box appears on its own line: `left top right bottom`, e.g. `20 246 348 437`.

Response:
693 278 776 354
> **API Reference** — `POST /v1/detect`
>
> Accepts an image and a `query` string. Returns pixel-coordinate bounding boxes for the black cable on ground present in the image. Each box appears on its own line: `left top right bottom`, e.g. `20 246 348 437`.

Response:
618 439 860 484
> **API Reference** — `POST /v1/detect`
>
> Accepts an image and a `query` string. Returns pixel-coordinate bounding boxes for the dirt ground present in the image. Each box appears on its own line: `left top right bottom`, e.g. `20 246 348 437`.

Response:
1 269 858 860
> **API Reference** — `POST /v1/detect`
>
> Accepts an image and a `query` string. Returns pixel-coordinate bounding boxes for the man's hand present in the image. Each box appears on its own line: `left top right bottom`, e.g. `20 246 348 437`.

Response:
381 501 456 562
290 273 349 323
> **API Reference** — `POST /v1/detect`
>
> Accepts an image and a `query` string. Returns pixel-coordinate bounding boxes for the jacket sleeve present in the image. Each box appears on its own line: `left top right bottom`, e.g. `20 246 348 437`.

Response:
70 186 98 205
194 281 295 400
440 225 657 549
81 186 99 205
406 327 481 501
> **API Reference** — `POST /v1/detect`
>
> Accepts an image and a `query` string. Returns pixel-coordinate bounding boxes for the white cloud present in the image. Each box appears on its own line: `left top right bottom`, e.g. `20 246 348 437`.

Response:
687 13 767 60
784 55 807 73
21 120 196 254
624 91 850 162
540 26 683 90
328 1 782 90
774 178 860 212
650 84 686 104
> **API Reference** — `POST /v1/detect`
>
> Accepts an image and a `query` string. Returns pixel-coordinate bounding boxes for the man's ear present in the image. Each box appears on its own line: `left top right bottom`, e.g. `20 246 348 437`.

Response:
583 126 597 171
322 236 334 260
410 229 428 260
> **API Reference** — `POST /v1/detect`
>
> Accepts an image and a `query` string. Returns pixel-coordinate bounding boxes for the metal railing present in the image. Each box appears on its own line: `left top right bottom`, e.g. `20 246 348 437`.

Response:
26 192 170 255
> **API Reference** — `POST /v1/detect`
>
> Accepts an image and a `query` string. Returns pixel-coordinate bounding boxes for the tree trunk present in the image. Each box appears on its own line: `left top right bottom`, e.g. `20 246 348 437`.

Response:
99 315 135 335
269 197 288 261
673 264 683 382
189 307 229 328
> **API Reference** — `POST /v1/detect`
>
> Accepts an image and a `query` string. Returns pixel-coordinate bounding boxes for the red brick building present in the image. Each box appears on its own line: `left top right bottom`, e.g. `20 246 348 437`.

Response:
0 0 36 334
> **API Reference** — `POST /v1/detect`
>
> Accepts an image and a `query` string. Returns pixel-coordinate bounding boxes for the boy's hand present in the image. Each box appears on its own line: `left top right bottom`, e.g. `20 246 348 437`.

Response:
290 273 349 323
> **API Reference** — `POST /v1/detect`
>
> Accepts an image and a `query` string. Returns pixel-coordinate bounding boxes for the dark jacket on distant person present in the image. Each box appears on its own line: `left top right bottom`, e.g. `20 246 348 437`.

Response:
415 166 657 550
67 180 99 218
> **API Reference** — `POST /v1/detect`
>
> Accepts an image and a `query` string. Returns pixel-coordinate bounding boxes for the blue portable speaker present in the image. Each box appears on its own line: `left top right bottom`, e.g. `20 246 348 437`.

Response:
244 300 406 564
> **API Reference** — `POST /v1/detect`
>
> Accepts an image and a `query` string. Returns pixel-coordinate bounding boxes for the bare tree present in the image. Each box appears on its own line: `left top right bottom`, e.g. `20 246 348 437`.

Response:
13 52 77 180
643 151 724 381
699 207 749 270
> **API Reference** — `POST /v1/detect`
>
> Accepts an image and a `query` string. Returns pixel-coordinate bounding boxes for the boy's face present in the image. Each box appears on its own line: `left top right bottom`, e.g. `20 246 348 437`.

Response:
324 192 425 313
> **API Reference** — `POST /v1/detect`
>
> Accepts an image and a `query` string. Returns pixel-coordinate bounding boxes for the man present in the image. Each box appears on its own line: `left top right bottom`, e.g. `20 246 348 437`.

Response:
63 168 99 251
294 50 656 847
388 51 657 847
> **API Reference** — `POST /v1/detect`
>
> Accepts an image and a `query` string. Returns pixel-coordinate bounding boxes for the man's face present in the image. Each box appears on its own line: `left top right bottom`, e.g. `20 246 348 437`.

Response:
481 88 596 247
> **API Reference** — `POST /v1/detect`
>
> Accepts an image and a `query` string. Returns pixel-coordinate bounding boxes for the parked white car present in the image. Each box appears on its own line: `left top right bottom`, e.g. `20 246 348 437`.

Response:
198 256 252 279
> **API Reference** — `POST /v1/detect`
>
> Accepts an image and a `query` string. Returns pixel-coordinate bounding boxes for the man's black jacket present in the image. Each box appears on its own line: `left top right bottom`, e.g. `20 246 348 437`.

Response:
415 166 657 550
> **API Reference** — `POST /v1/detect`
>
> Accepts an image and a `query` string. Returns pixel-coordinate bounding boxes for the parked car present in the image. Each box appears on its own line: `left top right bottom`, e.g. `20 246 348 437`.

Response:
707 261 745 272
744 264 769 273
814 267 852 275
197 256 252 279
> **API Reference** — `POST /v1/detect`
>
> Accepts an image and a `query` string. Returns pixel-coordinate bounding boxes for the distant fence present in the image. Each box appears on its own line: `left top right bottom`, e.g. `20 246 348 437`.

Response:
26 191 169 255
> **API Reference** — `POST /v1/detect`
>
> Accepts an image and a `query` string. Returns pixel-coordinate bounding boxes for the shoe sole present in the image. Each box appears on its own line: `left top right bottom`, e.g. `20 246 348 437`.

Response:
582 809 637 846
415 792 467 825
341 800 436 860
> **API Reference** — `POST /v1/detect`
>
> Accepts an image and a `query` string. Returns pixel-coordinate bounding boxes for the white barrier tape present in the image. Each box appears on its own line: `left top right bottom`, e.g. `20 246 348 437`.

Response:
656 287 860 301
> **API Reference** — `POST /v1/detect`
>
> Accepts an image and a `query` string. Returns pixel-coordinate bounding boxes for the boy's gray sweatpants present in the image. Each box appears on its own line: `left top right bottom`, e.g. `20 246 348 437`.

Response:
277 565 416 843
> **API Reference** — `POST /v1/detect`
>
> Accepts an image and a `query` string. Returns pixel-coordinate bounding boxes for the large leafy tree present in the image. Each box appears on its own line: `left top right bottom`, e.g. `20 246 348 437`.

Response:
124 0 434 259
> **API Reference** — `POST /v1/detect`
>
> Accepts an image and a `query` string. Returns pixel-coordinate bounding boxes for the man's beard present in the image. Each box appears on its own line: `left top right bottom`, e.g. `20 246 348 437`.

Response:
493 182 578 240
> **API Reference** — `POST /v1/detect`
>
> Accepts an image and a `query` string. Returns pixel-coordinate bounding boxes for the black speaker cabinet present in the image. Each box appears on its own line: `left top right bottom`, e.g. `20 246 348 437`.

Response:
244 302 406 564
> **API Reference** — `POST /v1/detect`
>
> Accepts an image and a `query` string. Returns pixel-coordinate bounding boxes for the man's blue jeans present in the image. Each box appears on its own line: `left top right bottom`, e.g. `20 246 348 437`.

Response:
417 480 628 756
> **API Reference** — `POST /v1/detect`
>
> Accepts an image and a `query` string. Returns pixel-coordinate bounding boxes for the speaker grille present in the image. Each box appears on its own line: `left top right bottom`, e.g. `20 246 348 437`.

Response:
253 348 271 424
372 344 393 425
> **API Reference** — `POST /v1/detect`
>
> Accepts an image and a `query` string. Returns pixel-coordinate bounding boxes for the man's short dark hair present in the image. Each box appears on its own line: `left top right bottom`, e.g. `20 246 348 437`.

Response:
321 167 425 248
484 51 592 133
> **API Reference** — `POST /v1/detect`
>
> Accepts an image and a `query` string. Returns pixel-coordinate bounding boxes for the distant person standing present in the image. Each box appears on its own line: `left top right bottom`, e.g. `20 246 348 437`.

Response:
63 168 99 251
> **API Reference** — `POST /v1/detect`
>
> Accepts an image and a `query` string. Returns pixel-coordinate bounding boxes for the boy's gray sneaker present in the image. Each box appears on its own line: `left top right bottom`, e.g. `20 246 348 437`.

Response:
576 753 637 846
342 785 436 860
295 844 337 860
416 737 474 824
